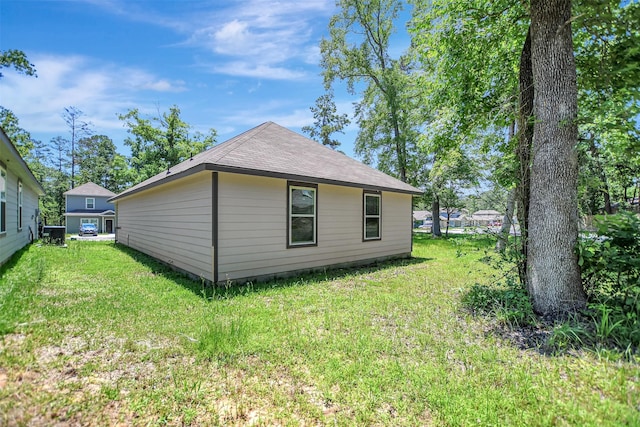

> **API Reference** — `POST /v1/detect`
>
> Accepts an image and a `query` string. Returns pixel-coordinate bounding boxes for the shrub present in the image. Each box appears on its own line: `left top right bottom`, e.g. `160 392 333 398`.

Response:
577 211 640 348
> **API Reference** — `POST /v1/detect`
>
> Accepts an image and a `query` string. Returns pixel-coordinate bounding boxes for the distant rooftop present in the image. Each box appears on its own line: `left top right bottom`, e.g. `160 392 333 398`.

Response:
64 182 117 197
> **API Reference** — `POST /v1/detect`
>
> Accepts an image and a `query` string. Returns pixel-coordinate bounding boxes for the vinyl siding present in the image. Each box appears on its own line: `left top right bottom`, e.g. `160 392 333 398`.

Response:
115 172 213 281
217 173 412 282
66 195 114 212
0 168 40 266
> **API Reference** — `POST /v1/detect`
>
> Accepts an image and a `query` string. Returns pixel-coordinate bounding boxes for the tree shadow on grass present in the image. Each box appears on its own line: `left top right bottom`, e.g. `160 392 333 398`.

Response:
0 242 38 279
111 242 432 301
462 282 639 361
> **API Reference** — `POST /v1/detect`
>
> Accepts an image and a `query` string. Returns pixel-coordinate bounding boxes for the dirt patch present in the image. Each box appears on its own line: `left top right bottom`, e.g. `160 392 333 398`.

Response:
485 320 556 355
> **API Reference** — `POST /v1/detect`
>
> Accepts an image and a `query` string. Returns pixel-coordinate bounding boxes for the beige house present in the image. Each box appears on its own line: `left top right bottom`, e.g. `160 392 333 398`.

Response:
1 127 45 266
110 122 422 284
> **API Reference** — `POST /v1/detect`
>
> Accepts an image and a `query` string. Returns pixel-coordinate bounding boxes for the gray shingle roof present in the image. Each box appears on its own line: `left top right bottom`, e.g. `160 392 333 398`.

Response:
64 182 117 197
111 122 422 201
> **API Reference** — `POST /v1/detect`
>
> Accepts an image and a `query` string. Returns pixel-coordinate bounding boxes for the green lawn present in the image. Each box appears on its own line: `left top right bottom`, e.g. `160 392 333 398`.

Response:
0 235 638 426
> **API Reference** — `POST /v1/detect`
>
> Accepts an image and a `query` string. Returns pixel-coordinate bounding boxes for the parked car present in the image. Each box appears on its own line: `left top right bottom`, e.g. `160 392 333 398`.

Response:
79 223 98 236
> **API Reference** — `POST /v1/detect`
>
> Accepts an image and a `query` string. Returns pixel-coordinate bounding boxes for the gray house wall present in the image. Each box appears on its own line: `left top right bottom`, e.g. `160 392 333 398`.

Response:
0 166 40 265
66 195 114 212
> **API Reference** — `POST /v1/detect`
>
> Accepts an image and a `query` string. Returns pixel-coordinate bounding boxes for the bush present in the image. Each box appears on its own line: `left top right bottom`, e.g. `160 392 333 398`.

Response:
577 211 640 348
463 276 536 327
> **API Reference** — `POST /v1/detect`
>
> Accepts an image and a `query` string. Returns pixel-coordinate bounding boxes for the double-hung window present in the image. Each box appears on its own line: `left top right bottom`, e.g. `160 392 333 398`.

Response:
86 197 95 209
363 191 381 240
0 163 6 234
288 182 317 247
18 181 23 231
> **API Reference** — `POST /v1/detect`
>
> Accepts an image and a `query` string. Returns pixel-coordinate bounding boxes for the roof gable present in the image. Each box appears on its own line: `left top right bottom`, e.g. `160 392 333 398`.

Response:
64 182 117 197
112 122 421 201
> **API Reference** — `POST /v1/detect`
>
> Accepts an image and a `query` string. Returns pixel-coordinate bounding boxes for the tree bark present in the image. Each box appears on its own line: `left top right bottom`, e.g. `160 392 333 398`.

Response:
528 0 586 316
516 28 534 287
496 187 516 252
431 195 442 237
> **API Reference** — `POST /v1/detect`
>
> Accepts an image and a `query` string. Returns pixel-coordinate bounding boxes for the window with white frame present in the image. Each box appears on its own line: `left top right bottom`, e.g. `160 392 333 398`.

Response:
0 164 6 234
288 182 317 247
81 218 99 226
86 197 95 209
18 181 23 231
363 191 381 240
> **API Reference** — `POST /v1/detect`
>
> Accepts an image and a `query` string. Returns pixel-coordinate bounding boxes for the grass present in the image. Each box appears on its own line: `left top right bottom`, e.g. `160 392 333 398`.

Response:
0 234 638 426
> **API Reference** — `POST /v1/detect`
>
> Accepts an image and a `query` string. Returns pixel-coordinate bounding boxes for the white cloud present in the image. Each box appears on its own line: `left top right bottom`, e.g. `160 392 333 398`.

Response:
212 62 306 80
88 0 335 79
0 54 187 136
219 101 313 129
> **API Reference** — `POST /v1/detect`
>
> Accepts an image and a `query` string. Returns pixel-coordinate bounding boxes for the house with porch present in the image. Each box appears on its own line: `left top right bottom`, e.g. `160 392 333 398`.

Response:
64 182 116 234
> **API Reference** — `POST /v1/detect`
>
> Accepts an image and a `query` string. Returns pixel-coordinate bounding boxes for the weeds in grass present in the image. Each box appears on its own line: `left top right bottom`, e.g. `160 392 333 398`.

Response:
592 303 625 343
548 320 589 351
197 315 252 362
463 276 536 327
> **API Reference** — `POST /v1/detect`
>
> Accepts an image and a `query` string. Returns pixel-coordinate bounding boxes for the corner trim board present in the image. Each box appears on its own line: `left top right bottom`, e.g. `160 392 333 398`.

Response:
212 172 219 284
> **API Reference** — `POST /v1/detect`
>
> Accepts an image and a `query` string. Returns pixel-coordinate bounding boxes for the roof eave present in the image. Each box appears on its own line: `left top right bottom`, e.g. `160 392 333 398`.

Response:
109 163 422 203
0 127 46 196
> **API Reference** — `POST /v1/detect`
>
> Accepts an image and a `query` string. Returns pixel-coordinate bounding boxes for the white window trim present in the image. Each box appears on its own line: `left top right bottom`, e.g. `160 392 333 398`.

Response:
288 183 317 247
85 197 95 209
18 180 23 231
0 163 6 235
81 218 99 226
363 192 382 241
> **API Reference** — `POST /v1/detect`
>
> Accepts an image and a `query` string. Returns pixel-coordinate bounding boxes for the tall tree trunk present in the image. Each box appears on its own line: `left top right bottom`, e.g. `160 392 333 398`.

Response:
587 136 613 214
445 212 450 237
528 0 586 316
431 195 442 237
516 28 534 287
392 115 407 183
497 121 517 253
496 187 516 252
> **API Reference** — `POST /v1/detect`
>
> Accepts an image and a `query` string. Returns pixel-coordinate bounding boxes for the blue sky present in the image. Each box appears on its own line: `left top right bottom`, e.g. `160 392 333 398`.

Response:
1 0 411 159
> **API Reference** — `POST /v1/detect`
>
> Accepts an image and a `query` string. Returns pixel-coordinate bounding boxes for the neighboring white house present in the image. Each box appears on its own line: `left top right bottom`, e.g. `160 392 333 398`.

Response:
469 210 503 226
413 210 431 227
413 209 467 229
64 182 116 234
0 127 45 266
110 122 422 284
